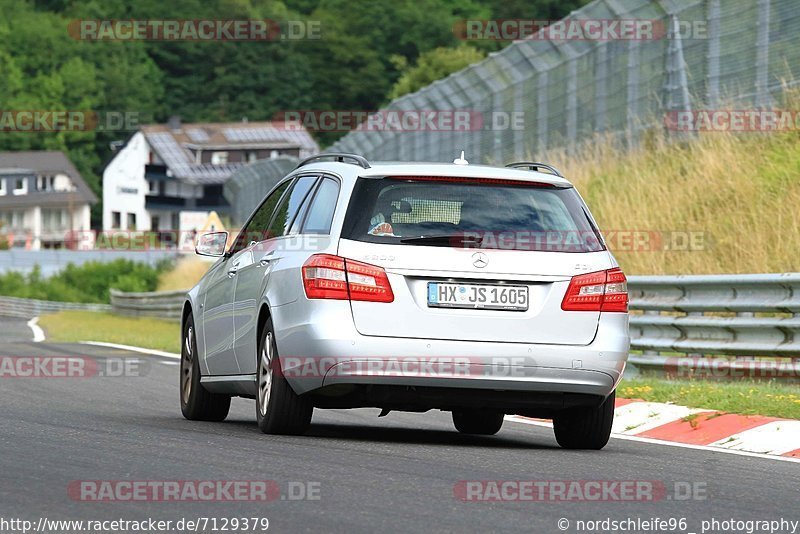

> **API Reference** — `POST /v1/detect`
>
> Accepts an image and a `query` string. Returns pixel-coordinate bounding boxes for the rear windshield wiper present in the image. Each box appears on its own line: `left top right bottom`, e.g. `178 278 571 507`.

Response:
398 234 483 247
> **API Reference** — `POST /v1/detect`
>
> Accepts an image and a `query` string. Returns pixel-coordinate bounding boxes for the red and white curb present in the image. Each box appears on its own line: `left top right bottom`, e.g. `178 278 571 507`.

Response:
507 398 800 462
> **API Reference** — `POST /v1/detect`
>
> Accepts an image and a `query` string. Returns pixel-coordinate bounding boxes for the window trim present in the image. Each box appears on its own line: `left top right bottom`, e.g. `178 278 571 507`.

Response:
13 178 27 195
263 174 321 240
297 175 341 235
228 177 295 255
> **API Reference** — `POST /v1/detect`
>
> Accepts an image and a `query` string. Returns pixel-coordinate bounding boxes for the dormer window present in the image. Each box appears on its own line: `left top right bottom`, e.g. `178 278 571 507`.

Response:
13 178 27 195
37 175 56 192
211 151 229 165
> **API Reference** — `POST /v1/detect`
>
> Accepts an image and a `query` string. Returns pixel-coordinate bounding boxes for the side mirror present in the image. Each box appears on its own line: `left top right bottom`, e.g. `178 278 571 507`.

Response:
195 231 228 257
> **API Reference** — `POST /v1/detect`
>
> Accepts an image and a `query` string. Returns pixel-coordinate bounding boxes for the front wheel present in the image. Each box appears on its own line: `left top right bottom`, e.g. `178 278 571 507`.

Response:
180 316 231 421
452 409 504 435
255 319 313 435
552 391 615 450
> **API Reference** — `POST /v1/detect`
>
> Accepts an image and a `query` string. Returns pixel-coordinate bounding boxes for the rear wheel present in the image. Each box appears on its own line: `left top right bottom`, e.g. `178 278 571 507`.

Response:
452 409 504 435
180 316 231 421
255 319 313 435
553 391 615 450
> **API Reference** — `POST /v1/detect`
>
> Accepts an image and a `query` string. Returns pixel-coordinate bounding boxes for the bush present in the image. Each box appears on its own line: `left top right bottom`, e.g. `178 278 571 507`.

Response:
0 259 173 303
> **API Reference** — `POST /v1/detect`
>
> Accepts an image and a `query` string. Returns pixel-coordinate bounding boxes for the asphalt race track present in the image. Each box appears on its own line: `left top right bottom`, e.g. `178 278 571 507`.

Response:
1 319 797 533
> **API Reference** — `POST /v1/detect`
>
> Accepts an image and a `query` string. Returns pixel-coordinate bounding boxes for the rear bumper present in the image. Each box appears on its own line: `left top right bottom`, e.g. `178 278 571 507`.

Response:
273 300 629 407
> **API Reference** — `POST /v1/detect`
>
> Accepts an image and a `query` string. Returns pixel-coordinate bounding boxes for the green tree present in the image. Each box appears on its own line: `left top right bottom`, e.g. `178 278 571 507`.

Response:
388 46 485 100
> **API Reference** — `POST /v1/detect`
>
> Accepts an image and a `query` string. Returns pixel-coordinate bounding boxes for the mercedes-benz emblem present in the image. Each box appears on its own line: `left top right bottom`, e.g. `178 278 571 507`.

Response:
472 252 488 269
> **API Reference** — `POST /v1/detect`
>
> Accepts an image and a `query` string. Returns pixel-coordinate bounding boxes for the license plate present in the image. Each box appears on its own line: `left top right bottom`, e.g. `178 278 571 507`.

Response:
427 282 528 311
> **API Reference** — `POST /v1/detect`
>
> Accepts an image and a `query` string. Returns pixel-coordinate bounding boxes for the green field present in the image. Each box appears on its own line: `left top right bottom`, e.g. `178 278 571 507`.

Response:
39 310 180 354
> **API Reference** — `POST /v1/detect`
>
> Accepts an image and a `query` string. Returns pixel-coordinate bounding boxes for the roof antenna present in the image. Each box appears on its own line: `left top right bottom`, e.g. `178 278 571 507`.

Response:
453 150 468 165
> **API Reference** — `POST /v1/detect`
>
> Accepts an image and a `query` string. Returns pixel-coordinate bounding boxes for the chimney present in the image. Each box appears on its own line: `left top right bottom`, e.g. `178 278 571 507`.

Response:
167 115 182 132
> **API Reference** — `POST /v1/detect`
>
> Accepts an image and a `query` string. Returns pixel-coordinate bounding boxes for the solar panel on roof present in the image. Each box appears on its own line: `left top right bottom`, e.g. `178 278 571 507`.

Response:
223 127 289 143
186 128 209 143
146 132 192 175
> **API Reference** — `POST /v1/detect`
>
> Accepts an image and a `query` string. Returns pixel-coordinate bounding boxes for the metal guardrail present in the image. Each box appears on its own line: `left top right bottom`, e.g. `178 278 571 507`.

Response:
109 289 186 320
0 296 111 318
3 275 799 379
627 274 800 377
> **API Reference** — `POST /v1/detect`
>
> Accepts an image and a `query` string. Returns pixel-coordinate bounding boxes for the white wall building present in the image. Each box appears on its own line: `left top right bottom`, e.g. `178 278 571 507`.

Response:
0 151 96 250
102 119 318 236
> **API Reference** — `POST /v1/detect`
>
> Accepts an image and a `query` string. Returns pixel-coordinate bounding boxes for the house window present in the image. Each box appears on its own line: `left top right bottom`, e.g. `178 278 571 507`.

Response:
11 211 24 229
13 178 27 195
270 150 279 159
36 175 55 191
42 209 67 232
247 151 258 163
147 180 158 195
127 213 136 230
211 151 228 165
0 179 5 196
111 211 121 229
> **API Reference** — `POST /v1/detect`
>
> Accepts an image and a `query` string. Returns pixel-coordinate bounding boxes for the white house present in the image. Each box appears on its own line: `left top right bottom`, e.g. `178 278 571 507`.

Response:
0 151 96 250
102 118 318 236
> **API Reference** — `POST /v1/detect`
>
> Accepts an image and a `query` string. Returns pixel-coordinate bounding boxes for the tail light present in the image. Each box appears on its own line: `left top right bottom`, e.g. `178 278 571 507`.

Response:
302 254 394 303
561 268 628 312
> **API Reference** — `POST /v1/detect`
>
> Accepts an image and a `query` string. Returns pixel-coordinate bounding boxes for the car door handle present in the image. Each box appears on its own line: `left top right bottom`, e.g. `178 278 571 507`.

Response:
228 261 240 278
259 252 275 267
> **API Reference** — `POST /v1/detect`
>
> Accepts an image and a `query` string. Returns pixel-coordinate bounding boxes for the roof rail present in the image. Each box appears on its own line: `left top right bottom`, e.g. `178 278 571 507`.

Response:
295 153 371 170
505 161 563 177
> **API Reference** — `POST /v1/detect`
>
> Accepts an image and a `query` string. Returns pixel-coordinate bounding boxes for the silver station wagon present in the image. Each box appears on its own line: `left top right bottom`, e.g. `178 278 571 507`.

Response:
180 153 629 450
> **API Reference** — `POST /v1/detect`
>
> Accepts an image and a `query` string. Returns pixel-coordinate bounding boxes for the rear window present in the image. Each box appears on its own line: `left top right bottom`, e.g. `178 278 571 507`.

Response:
341 177 605 252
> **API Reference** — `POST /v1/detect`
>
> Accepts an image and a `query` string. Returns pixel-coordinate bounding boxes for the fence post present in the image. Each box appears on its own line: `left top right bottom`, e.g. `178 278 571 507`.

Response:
706 0 721 107
513 81 525 161
594 42 608 133
755 0 772 108
537 71 549 155
626 39 640 149
664 14 693 139
566 56 578 153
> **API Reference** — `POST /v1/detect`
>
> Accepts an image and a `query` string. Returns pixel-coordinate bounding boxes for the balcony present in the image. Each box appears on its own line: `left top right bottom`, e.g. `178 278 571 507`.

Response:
144 164 170 181
145 194 229 212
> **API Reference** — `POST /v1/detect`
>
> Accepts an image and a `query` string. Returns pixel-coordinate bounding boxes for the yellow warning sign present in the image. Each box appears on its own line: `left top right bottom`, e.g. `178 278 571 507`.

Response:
200 211 225 233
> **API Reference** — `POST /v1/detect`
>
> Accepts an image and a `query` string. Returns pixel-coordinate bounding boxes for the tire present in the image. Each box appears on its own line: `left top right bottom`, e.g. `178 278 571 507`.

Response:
452 409 504 435
255 318 313 435
180 315 231 421
553 391 615 450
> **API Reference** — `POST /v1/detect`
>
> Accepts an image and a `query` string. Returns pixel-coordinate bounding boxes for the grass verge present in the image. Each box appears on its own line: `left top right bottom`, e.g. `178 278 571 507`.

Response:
618 377 800 420
38 311 180 354
157 257 212 291
545 129 800 274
